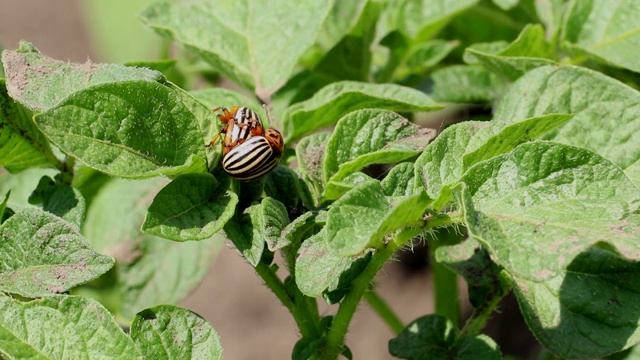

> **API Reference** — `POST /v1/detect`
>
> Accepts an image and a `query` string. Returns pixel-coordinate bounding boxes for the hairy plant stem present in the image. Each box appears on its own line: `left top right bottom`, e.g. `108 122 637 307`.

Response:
323 228 420 359
363 290 404 334
255 263 321 339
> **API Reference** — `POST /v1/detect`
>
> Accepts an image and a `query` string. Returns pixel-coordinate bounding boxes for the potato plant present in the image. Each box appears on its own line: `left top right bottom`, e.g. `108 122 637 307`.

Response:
1 0 640 359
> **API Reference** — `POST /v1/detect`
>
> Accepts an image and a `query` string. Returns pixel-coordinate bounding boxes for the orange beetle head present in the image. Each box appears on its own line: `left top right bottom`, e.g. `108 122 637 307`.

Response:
264 128 284 156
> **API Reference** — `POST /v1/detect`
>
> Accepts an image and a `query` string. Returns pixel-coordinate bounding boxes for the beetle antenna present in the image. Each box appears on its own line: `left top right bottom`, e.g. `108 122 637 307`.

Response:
263 103 274 127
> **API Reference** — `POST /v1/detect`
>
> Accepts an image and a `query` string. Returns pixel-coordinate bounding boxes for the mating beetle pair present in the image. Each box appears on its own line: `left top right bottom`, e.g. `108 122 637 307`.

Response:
207 106 284 181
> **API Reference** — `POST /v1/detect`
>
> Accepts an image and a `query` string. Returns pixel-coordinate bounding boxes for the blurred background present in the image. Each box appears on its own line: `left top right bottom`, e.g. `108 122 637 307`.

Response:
0 1 536 358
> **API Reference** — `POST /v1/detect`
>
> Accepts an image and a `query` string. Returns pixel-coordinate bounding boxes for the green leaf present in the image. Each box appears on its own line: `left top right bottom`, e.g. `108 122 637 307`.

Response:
35 80 210 178
562 0 640 73
131 305 222 360
223 210 265 268
323 172 377 201
324 109 437 183
0 295 142 359
278 210 327 253
296 131 332 194
513 247 640 358
313 1 380 82
0 79 55 172
0 208 114 298
381 162 415 197
464 24 556 81
295 228 370 301
28 176 86 228
393 40 459 81
415 114 573 208
264 165 301 210
326 181 430 257
282 81 441 143
140 0 331 96
0 168 58 210
382 0 480 41
462 114 574 167
1 41 164 112
388 314 457 359
83 178 221 319
428 65 505 103
142 173 237 241
534 0 566 39
259 198 291 253
493 65 640 171
459 141 640 282
454 334 502 360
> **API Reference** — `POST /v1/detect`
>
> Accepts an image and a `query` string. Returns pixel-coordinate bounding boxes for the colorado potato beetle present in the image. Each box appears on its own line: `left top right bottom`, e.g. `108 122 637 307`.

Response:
221 128 284 181
207 106 264 155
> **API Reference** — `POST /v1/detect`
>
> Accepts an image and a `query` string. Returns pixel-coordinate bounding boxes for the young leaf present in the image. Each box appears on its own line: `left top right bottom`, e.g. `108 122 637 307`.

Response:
428 65 505 103
381 162 415 197
295 228 370 302
535 0 566 38
296 131 332 194
324 109 437 184
493 65 640 172
562 0 640 73
0 295 142 359
458 142 640 283
223 208 267 268
513 246 640 358
282 81 441 142
140 0 331 97
323 172 376 201
131 305 222 360
1 41 164 112
0 80 55 172
83 178 221 319
464 24 556 81
264 165 302 211
278 210 327 254
0 168 58 209
142 173 238 241
388 314 455 359
35 80 210 178
393 39 459 81
326 181 430 257
0 208 114 298
415 114 573 208
389 314 502 360
28 176 87 229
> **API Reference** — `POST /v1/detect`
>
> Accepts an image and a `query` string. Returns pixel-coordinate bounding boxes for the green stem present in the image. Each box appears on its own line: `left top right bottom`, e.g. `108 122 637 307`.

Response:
255 263 294 311
324 228 419 359
363 290 404 334
459 277 512 338
255 263 320 339
430 228 463 326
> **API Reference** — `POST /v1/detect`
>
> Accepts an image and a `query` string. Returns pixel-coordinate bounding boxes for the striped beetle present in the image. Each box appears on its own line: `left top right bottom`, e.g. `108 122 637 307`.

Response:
221 128 284 181
207 106 264 155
